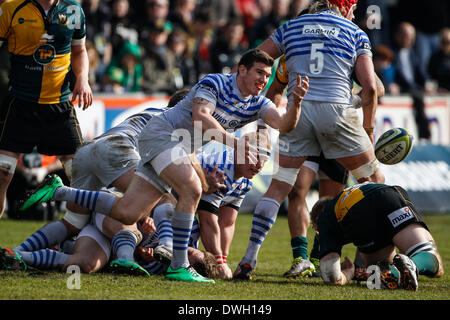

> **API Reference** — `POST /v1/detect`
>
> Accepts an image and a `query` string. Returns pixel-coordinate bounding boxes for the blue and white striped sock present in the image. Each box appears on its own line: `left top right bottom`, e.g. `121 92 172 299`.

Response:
243 197 279 268
189 217 200 249
111 229 138 260
153 203 174 251
53 187 116 215
171 211 194 270
14 221 67 252
19 249 68 270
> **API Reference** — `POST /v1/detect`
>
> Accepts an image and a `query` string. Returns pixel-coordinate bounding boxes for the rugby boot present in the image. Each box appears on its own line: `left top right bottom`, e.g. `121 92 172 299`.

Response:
233 262 254 280
376 259 399 290
0 247 27 271
165 265 215 283
18 174 63 211
283 257 315 278
393 253 419 291
154 246 172 266
109 258 150 277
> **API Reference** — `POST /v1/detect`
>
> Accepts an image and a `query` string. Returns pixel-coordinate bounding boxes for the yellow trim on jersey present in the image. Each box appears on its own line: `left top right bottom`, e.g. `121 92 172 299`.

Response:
334 186 364 222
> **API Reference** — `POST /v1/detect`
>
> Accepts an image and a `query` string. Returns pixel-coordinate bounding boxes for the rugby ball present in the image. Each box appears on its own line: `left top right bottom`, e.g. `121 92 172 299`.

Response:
375 128 414 165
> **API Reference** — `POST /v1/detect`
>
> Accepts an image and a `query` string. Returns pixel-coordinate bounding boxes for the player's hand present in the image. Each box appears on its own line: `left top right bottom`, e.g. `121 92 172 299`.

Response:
217 263 233 279
204 164 227 194
292 75 309 104
341 256 355 281
72 78 93 110
140 216 156 235
236 136 258 165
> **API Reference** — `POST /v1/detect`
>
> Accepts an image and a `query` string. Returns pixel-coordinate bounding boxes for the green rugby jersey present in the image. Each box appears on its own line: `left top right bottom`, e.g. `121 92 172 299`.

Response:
0 0 86 103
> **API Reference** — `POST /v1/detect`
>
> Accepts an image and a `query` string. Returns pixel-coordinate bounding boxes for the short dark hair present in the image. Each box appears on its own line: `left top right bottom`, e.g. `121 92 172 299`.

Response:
238 49 274 71
310 196 333 228
167 89 189 108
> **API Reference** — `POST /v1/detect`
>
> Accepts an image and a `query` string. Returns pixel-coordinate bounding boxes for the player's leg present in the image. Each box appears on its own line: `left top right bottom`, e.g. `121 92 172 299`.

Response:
234 154 305 279
283 163 316 278
157 160 214 283
0 150 19 217
93 213 149 276
335 150 384 184
64 225 111 274
394 223 443 278
214 206 237 279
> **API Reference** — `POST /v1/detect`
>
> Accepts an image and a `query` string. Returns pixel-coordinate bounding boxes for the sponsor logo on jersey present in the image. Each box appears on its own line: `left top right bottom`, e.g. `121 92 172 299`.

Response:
388 206 413 228
303 25 341 38
33 44 56 65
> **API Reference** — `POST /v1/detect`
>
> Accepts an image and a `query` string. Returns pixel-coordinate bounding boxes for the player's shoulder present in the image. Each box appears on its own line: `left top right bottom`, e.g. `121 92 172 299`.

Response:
1 0 24 12
58 0 83 8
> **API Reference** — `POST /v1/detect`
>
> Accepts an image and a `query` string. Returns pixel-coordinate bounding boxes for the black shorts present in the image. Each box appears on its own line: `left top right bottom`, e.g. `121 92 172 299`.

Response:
340 186 429 254
306 153 349 184
0 95 83 155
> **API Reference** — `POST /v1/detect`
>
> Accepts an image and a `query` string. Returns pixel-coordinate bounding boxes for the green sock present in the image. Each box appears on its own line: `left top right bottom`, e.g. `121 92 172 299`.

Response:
411 251 439 276
309 234 320 260
291 236 308 260
389 265 400 279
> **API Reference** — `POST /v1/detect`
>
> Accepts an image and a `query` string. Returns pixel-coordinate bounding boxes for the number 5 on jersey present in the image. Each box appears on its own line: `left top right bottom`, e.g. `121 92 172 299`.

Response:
310 42 324 75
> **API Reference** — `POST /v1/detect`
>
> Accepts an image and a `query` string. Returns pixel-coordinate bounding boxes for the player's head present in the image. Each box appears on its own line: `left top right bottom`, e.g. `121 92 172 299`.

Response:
167 89 189 108
310 196 333 232
237 49 274 96
310 0 358 20
189 248 220 278
235 130 271 179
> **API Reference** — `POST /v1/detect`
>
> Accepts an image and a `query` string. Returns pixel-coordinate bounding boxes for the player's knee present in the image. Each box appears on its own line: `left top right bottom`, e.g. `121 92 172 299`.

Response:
0 154 18 176
350 158 380 182
179 174 202 203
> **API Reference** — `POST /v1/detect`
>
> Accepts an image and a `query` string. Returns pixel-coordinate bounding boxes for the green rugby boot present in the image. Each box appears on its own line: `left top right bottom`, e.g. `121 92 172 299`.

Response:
18 174 63 211
109 258 150 277
283 257 315 278
0 247 27 271
165 265 215 283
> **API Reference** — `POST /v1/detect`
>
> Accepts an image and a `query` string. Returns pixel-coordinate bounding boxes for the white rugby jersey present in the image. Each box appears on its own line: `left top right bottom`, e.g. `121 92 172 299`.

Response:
270 9 372 104
160 73 275 149
97 107 167 148
197 147 252 211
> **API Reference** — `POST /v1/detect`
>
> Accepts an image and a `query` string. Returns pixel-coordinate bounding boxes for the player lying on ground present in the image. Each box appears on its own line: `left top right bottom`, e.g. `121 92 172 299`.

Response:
309 182 444 291
1 198 219 279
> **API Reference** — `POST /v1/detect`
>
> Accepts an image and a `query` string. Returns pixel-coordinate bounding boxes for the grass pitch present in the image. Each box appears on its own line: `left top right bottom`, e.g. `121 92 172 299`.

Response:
0 213 449 301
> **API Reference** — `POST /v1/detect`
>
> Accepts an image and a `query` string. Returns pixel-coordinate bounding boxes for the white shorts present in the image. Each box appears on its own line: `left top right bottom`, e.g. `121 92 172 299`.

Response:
71 135 140 190
278 100 372 158
78 224 111 261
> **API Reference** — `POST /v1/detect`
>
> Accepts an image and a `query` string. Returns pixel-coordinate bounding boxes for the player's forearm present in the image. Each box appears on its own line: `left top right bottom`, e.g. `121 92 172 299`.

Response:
71 45 89 82
192 110 238 149
361 86 377 131
278 98 302 132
